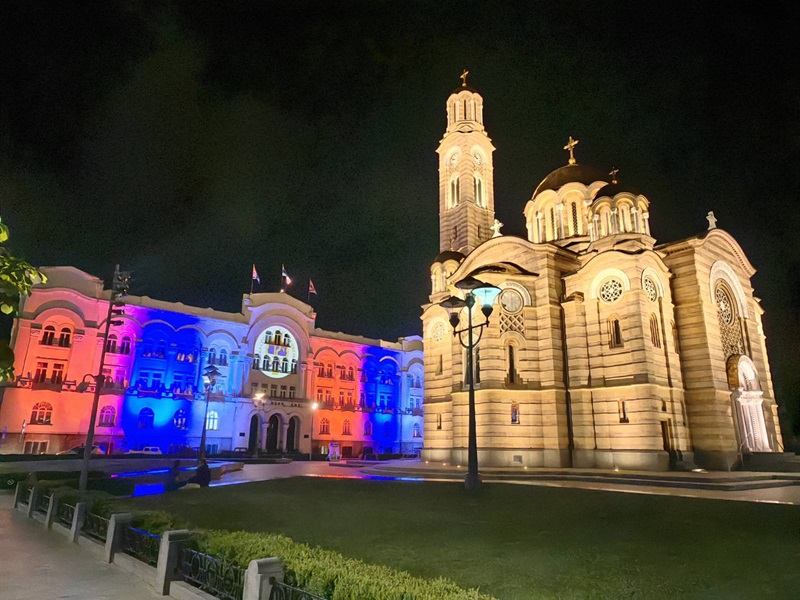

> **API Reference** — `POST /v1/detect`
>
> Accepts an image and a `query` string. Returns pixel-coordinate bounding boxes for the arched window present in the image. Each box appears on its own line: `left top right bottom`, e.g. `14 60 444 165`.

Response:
41 326 56 345
30 402 53 425
507 345 516 384
138 408 154 429
571 201 579 235
105 334 118 354
155 341 166 358
449 175 460 208
120 336 132 354
474 173 484 207
316 389 323 402
343 419 351 435
609 317 623 348
207 347 217 366
265 331 273 344
252 354 260 370
364 421 373 436
281 357 288 373
219 349 228 366
511 402 520 424
262 356 270 371
413 423 421 438
98 405 116 427
549 207 557 240
284 334 292 347
715 281 744 358
643 277 658 302
206 411 219 431
173 409 187 429
291 359 298 374
272 357 280 372
319 418 330 435
58 327 72 347
436 413 443 430
274 331 282 346
649 314 661 348
142 340 153 357
327 363 333 378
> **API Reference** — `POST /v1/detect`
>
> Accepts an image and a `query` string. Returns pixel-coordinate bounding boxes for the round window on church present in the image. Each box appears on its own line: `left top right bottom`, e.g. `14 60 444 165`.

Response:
643 277 658 302
500 289 524 314
599 279 623 303
254 326 299 379
715 284 735 326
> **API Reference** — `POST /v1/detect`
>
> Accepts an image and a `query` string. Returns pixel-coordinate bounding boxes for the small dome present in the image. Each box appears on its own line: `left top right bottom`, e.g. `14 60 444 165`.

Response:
532 164 609 198
450 84 480 95
433 250 466 264
594 182 641 199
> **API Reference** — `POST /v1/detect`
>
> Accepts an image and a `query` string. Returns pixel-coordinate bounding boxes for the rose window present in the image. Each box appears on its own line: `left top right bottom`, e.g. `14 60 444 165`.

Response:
599 279 623 303
643 278 658 302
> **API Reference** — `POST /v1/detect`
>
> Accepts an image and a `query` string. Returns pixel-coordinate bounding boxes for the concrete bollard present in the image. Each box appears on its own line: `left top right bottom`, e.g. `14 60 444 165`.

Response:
44 489 66 529
155 529 192 595
13 481 25 509
70 501 89 543
244 557 283 600
25 486 38 518
105 512 133 564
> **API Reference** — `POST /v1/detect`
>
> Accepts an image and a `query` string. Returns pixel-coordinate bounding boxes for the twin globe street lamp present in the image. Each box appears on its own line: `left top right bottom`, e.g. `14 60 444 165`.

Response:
438 277 502 491
198 364 222 461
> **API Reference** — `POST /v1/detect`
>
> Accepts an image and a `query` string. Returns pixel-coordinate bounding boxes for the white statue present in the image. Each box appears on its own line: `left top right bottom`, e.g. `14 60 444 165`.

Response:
491 218 504 238
706 211 717 230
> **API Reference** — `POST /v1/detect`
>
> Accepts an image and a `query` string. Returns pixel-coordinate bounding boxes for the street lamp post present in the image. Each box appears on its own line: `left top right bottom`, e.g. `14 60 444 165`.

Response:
198 365 221 461
439 277 501 491
78 265 129 492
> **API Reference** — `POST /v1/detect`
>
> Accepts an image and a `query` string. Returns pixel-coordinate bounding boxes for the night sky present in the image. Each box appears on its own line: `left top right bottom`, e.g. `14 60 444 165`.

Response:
2 2 799 435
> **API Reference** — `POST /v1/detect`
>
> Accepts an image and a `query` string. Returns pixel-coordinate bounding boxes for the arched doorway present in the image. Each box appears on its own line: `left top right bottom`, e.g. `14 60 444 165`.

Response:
266 414 281 453
727 355 771 452
286 417 299 453
248 415 260 455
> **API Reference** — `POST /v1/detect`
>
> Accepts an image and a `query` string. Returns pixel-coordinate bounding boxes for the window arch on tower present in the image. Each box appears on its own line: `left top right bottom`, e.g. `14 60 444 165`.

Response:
448 175 460 209
608 316 624 349
474 172 484 207
571 200 580 236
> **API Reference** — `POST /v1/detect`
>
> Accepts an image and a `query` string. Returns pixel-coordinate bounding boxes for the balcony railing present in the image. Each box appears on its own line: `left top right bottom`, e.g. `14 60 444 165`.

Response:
34 492 51 515
56 502 75 528
178 547 245 600
122 526 161 567
82 512 110 542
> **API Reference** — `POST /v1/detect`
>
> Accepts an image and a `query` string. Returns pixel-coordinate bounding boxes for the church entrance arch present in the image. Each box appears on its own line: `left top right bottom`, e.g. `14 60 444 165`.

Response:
727 355 771 452
248 415 260 455
286 417 299 453
266 414 282 453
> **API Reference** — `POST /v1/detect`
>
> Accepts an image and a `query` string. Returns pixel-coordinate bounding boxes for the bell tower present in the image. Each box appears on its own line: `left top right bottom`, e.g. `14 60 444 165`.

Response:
436 71 496 254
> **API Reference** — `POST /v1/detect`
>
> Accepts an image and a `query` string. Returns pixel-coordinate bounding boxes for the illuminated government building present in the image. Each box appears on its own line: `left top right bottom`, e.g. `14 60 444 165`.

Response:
420 76 783 471
0 267 424 458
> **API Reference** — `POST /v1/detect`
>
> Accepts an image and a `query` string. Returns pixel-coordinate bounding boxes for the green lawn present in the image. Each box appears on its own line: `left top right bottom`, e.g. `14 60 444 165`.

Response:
114 478 800 599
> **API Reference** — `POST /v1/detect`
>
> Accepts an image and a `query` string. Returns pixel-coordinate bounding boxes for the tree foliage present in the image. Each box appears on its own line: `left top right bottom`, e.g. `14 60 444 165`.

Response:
0 217 46 383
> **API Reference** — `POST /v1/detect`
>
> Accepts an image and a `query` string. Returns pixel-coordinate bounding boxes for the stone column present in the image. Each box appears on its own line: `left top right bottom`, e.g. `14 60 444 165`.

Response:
631 206 640 233
105 512 133 563
280 421 289 452
536 212 544 243
70 501 89 543
557 203 565 239
244 557 284 600
155 530 193 595
643 212 651 236
611 207 619 233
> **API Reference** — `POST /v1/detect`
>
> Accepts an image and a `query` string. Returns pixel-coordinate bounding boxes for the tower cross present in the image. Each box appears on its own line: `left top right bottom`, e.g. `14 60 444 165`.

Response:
563 136 579 165
609 168 619 184
460 69 469 87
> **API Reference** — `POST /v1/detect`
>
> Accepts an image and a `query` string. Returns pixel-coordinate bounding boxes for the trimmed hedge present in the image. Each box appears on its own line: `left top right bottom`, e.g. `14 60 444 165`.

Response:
196 530 496 600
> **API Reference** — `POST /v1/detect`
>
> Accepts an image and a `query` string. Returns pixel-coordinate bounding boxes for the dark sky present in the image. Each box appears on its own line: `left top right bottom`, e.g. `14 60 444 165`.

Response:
2 2 799 434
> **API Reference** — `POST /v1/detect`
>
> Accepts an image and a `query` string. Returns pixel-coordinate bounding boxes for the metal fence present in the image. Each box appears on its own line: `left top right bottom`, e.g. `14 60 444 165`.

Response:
122 526 161 566
20 486 32 506
34 492 51 515
82 512 110 542
178 547 245 600
268 579 328 600
56 502 75 527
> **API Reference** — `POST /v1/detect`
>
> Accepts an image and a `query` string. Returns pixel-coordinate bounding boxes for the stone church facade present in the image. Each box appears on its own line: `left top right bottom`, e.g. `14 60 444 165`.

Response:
421 81 782 471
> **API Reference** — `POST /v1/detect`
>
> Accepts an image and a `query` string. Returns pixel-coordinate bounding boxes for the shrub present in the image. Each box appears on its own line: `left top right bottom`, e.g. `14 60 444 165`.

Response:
132 510 186 534
195 530 495 600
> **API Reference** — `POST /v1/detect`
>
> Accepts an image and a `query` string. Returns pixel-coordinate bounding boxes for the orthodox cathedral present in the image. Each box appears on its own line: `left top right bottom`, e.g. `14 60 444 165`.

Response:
420 77 782 471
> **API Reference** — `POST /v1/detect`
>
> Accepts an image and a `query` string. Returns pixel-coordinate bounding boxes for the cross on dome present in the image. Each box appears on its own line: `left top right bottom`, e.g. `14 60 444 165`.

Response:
563 136 579 165
609 168 619 184
460 69 469 87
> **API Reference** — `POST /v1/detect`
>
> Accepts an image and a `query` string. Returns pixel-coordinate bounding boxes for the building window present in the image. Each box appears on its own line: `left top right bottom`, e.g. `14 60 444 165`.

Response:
105 334 118 354
319 418 330 435
339 391 345 406
206 411 219 431
155 341 166 358
507 345 516 384
289 386 296 399
24 441 48 455
262 356 270 371
33 362 48 383
138 408 154 429
609 318 623 348
649 314 661 348
50 363 65 384
273 357 280 372
271 384 278 398
436 413 442 430
280 386 287 398
643 277 658 302
342 419 352 435
618 401 629 423
291 359 297 374
364 421 372 436
219 349 228 366
413 424 421 438
511 402 520 424
98 405 116 427
120 336 132 354
474 173 483 207
207 347 217 366
599 279 623 303
41 326 56 346
173 409 188 429
715 281 743 359
571 201 579 235
252 354 260 370
58 327 72 347
316 389 323 402
30 402 53 425
449 175 460 208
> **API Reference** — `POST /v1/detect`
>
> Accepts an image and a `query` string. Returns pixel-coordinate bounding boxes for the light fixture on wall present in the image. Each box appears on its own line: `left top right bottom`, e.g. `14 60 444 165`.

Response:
439 276 501 491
